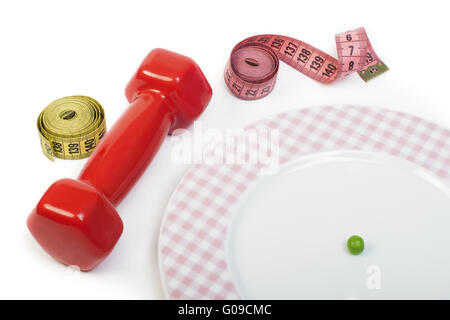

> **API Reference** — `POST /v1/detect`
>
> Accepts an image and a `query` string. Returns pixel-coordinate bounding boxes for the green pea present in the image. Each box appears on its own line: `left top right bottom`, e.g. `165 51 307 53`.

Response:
347 235 364 255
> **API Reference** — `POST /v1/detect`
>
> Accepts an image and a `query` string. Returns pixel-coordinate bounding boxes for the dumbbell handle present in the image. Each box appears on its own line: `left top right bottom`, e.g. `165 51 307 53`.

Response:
79 92 172 206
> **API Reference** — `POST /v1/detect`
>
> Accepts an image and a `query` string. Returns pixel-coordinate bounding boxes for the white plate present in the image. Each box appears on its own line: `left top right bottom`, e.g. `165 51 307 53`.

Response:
158 105 450 299
228 150 450 299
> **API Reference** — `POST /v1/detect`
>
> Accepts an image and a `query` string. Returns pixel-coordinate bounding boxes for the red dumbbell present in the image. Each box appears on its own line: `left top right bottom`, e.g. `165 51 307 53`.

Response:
27 49 212 271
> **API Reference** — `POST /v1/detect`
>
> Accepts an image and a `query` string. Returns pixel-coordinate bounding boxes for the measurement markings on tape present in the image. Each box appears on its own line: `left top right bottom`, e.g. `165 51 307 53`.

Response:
224 27 388 100
37 95 106 161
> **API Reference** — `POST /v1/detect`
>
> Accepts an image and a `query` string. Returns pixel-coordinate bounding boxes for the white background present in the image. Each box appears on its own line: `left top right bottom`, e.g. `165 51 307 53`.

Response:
0 0 448 299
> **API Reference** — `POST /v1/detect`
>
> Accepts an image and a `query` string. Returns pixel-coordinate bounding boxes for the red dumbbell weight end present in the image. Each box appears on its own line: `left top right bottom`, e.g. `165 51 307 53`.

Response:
27 49 212 271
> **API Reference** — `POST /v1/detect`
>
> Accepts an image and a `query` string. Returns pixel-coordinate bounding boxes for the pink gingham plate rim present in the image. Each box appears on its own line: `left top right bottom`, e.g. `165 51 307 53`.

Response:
158 105 450 299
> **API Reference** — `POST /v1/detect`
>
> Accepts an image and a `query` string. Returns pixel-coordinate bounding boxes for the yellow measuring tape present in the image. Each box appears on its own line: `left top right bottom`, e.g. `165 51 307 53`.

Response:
37 96 106 161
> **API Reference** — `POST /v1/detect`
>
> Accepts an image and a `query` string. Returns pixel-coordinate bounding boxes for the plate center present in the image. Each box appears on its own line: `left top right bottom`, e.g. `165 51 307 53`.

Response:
226 151 450 299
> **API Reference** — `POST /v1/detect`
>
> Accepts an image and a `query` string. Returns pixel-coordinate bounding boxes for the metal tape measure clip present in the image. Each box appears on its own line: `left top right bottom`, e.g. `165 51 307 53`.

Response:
225 27 388 100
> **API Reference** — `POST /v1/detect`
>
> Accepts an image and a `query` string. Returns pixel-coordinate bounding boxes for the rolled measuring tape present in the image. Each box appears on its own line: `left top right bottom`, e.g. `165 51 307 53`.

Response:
224 27 388 100
37 95 106 161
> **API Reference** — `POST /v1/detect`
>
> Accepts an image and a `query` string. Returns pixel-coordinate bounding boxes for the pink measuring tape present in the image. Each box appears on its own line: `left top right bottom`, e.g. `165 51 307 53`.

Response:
224 27 388 100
